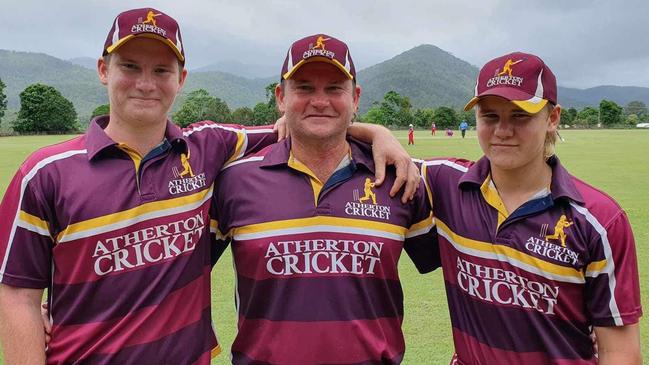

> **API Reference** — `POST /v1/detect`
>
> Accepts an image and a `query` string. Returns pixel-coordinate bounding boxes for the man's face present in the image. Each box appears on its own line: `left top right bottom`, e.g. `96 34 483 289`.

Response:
476 96 559 172
98 37 187 127
276 62 360 143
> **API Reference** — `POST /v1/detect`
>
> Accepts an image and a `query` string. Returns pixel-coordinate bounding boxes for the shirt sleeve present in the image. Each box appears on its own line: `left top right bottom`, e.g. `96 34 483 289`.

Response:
216 123 277 165
585 210 642 327
403 176 440 274
209 179 232 268
0 168 53 288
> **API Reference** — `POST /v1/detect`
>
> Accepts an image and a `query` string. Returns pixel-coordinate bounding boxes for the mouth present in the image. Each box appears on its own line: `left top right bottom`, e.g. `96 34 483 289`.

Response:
130 97 160 102
305 114 336 118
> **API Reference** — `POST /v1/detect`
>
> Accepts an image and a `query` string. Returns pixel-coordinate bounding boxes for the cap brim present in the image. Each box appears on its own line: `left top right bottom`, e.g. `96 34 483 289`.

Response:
105 33 184 63
464 87 548 114
283 57 353 80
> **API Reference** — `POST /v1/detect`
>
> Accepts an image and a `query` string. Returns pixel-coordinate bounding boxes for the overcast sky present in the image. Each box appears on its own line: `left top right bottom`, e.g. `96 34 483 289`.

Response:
2 0 648 89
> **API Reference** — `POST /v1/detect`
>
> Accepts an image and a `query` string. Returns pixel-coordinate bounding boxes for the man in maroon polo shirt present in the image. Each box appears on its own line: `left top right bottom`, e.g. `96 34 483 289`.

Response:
211 34 440 364
0 8 419 365
422 52 642 364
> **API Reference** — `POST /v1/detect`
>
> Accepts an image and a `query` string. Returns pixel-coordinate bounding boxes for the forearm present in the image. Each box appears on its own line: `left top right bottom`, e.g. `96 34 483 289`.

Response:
599 352 642 365
595 324 641 365
0 284 46 365
347 122 391 143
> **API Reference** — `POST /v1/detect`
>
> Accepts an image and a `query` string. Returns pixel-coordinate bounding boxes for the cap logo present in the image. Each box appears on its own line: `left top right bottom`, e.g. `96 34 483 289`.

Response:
303 36 335 60
143 10 161 27
132 10 167 37
486 58 525 88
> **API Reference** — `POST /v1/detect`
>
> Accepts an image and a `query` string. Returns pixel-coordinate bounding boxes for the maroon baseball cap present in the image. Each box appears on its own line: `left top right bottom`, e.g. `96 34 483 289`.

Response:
281 34 356 80
464 52 557 114
103 8 185 64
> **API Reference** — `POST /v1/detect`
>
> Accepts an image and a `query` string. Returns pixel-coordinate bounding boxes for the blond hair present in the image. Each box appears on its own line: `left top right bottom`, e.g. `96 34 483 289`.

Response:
543 104 558 160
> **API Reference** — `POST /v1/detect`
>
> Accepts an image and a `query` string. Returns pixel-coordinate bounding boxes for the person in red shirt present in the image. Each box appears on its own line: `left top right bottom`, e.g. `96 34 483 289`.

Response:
408 124 415 145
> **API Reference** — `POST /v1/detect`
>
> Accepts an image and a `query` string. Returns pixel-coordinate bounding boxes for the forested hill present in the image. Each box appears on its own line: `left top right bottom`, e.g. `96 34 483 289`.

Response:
0 50 106 115
357 44 478 113
0 50 272 117
3 48 649 118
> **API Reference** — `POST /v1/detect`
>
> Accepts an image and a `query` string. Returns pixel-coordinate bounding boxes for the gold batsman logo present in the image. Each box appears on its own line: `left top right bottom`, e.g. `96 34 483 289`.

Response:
345 178 391 220
524 215 579 265
142 10 161 27
357 177 377 204
312 36 330 50
544 215 574 247
303 35 335 60
497 58 523 77
132 10 167 37
169 149 206 195
487 58 525 88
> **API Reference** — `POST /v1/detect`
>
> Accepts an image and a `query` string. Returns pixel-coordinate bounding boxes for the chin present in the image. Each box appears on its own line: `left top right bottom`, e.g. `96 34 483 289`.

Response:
487 155 521 170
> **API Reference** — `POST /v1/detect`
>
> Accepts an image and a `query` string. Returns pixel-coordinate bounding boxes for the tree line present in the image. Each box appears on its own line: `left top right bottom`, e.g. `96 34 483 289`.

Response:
1 79 647 135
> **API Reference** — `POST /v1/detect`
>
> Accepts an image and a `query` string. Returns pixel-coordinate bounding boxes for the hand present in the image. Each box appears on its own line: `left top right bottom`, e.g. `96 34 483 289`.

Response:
42 302 51 346
369 127 419 203
273 115 288 141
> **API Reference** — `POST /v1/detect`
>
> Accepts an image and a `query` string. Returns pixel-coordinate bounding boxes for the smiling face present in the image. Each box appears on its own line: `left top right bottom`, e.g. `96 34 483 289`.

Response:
276 62 361 144
98 37 187 128
476 96 560 174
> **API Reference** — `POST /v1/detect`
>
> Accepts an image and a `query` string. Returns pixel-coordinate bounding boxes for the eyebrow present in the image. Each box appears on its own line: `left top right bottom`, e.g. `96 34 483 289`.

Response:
118 58 175 68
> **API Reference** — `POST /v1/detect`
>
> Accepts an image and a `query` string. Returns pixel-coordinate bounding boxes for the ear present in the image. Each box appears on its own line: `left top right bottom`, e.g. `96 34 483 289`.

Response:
177 68 188 94
353 85 362 112
547 104 561 133
97 57 109 85
275 82 286 113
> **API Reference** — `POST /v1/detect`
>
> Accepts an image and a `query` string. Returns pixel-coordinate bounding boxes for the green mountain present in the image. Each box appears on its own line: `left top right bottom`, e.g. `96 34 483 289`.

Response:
0 50 107 117
558 85 649 109
0 50 273 119
3 47 649 122
357 45 478 113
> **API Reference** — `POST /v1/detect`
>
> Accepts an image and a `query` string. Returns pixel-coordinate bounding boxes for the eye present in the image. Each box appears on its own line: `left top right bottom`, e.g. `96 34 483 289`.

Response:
295 84 314 92
480 113 499 121
326 85 344 93
154 67 171 74
120 62 139 71
512 112 532 120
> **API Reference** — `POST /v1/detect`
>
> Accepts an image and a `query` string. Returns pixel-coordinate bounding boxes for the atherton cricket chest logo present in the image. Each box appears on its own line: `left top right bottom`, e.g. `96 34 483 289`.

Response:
525 215 579 265
92 211 205 276
303 35 335 59
486 58 526 88
264 238 385 276
344 178 391 220
169 149 206 195
456 257 559 314
132 10 167 37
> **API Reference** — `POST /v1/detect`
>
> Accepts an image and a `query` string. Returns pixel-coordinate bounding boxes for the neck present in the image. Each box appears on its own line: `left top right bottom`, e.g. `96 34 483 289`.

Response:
291 135 349 182
104 114 167 156
490 157 552 199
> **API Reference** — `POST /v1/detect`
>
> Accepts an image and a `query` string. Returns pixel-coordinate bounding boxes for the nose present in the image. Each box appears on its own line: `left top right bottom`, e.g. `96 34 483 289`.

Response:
494 117 514 138
309 90 330 109
135 72 156 93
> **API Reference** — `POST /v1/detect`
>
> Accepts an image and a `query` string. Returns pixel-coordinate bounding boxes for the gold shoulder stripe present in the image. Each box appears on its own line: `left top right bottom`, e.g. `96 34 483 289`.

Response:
57 187 212 242
19 211 50 231
408 212 433 232
436 219 584 281
224 130 248 166
236 216 406 236
585 259 608 276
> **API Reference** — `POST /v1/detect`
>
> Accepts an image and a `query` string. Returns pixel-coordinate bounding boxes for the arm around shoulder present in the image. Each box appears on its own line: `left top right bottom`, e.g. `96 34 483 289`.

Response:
348 123 418 202
0 284 46 365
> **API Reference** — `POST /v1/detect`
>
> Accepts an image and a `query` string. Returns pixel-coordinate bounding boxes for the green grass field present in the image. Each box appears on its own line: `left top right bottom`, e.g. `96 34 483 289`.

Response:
0 129 647 364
